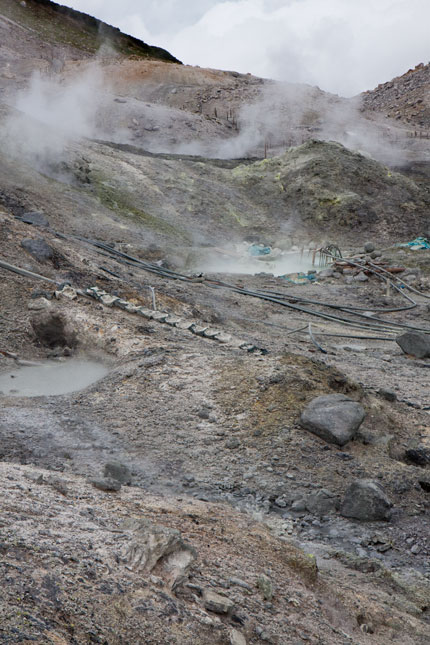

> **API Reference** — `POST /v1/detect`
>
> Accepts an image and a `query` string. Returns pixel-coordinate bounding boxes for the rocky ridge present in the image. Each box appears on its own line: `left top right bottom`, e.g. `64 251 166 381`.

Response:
361 62 430 130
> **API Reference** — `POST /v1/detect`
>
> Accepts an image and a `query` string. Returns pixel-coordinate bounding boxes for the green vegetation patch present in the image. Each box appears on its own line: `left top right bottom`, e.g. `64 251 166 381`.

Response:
92 177 190 242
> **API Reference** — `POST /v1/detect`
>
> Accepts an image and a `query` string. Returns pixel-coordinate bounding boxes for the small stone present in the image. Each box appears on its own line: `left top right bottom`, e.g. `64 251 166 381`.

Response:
240 343 257 352
164 315 181 326
340 479 392 521
405 444 430 466
226 437 241 449
203 589 234 614
175 320 195 330
354 271 368 282
197 407 210 419
151 312 168 322
378 388 397 402
404 274 417 284
190 324 208 336
20 211 49 227
124 304 139 313
30 289 51 300
91 477 121 492
85 287 100 298
183 474 195 484
291 499 307 512
364 242 375 253
229 577 252 591
215 332 232 343
274 496 288 508
202 328 218 338
104 461 132 484
123 519 196 588
48 477 69 496
136 307 154 319
318 268 334 278
396 332 430 359
99 294 120 307
257 575 273 601
306 488 338 515
300 394 365 446
229 628 247 645
55 285 77 300
28 297 51 311
410 544 421 554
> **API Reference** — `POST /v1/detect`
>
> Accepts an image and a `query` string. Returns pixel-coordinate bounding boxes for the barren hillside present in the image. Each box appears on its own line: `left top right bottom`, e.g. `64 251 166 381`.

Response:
0 2 430 645
362 62 430 130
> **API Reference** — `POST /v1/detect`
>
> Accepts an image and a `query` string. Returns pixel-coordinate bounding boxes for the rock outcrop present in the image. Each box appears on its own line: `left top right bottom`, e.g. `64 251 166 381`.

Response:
340 479 393 521
300 394 365 446
396 331 430 358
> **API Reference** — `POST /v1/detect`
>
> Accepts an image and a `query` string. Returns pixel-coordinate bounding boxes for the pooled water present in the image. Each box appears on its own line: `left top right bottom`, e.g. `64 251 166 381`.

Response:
0 359 109 397
195 251 317 276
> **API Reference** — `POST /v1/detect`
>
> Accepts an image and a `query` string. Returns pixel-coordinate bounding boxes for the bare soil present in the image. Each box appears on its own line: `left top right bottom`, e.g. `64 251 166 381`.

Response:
0 3 429 643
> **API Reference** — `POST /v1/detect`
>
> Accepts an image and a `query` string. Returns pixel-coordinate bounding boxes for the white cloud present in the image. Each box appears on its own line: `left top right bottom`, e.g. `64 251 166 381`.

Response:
60 0 430 96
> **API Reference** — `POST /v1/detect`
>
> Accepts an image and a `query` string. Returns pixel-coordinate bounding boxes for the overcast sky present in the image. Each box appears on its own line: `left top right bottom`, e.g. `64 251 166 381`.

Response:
61 0 429 96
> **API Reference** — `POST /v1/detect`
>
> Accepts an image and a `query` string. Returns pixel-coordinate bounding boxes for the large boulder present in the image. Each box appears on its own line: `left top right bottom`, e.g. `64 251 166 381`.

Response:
396 332 430 359
340 479 392 521
21 238 54 263
299 394 365 446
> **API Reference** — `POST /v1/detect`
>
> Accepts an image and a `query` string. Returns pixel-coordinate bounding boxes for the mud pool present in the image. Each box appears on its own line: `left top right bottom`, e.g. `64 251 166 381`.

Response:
0 359 109 397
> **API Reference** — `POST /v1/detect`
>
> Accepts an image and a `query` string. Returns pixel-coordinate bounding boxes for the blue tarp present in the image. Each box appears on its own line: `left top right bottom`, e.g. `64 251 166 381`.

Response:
398 237 430 250
280 272 316 284
248 244 271 256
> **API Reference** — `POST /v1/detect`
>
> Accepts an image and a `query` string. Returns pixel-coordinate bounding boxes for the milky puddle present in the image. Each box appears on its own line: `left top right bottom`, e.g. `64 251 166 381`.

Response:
199 252 317 276
189 245 324 277
0 359 109 397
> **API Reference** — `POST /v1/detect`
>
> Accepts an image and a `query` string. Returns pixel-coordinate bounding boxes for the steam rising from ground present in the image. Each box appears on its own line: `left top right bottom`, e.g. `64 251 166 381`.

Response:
1 65 106 171
172 81 411 163
189 244 318 276
0 58 418 176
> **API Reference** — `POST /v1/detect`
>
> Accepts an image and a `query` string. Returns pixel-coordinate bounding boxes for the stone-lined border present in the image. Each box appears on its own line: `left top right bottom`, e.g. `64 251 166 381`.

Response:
84 286 267 355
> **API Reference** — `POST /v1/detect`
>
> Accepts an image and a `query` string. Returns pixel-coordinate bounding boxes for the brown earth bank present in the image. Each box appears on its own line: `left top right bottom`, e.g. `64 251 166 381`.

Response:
0 201 430 644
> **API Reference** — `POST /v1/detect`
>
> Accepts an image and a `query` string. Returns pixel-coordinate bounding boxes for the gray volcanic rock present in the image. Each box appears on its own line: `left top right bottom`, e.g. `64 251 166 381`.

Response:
20 211 49 227
340 479 393 521
404 443 430 466
306 488 339 516
104 460 132 484
91 477 121 492
203 589 234 614
21 238 54 262
396 332 430 358
300 394 365 446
